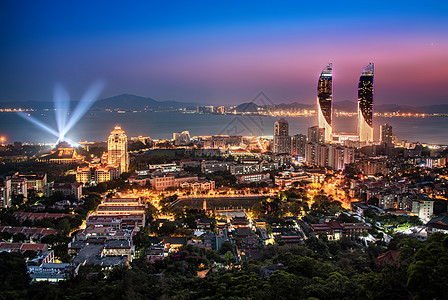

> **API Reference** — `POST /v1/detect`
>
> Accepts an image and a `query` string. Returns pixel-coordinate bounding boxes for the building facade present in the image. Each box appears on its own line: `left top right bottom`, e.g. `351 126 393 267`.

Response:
291 134 307 156
358 63 374 143
43 182 82 200
308 126 325 144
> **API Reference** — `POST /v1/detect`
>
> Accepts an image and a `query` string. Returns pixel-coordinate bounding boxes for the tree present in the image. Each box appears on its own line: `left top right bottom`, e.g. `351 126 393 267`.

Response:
144 203 159 222
12 233 28 243
223 251 234 266
407 233 448 299
56 218 71 234
220 241 234 255
11 194 25 206
0 252 29 292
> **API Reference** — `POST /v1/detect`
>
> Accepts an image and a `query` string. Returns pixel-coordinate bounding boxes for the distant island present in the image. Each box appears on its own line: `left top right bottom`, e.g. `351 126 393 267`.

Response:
1 93 448 114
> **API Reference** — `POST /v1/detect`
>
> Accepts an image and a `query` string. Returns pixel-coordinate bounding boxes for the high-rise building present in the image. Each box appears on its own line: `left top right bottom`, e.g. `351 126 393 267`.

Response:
108 126 129 173
273 119 291 154
317 63 333 142
308 126 325 144
328 145 355 170
380 124 393 147
358 63 374 143
274 118 289 136
291 134 307 156
305 142 318 165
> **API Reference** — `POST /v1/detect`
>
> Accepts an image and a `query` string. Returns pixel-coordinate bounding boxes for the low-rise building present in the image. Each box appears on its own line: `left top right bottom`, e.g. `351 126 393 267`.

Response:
37 142 83 164
0 226 59 241
236 172 270 184
43 182 82 200
149 172 198 190
180 179 215 190
201 160 231 174
0 242 48 253
426 216 448 235
310 221 370 240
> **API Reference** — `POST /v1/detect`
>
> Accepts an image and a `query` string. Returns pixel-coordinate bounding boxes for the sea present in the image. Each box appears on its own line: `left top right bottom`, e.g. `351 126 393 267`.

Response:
1 111 447 145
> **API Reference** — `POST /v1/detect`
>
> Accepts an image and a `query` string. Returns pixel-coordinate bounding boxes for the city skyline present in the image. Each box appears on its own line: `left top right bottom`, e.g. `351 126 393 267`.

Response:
1 1 447 106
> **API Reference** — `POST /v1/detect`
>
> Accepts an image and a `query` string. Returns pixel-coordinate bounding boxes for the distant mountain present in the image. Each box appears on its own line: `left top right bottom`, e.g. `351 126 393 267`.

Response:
271 102 315 110
91 94 200 111
418 104 448 114
0 94 200 111
233 102 259 113
1 95 447 114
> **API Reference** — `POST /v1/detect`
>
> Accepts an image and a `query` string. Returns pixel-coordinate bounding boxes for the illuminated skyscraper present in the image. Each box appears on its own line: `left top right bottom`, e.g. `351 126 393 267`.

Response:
108 126 129 173
317 63 333 142
308 126 325 144
273 118 291 154
380 124 393 147
358 63 374 143
291 134 307 156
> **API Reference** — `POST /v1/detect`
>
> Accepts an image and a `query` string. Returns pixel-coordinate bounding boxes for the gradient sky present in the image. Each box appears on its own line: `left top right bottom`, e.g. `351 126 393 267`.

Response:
1 0 447 106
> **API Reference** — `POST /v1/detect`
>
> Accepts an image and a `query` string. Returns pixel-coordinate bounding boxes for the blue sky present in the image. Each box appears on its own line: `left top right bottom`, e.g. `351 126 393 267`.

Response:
1 0 447 105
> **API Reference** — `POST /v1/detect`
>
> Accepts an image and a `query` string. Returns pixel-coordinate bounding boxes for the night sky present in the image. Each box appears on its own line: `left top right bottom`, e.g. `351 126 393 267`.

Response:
1 0 447 106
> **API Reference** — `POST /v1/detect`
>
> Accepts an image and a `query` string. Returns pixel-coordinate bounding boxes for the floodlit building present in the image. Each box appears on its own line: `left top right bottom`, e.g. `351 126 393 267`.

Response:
317 63 333 142
358 63 374 143
411 194 434 222
37 142 83 164
273 118 291 154
76 164 121 185
108 126 129 173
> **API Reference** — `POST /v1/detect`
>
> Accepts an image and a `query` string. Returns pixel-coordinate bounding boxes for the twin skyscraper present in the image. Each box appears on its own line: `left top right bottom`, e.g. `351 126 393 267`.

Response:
317 63 374 143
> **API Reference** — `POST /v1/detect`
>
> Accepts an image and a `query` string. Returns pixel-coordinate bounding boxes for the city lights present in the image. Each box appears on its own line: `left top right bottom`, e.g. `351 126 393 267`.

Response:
16 81 104 147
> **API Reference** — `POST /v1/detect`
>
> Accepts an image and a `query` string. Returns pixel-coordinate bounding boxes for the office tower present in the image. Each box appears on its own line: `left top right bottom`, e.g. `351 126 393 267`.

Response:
317 63 333 142
380 124 393 147
173 131 191 146
291 134 307 156
308 126 325 144
358 63 374 143
273 118 291 154
108 126 129 173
